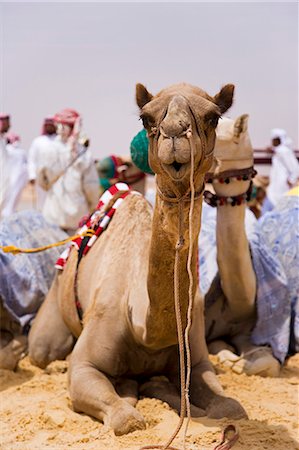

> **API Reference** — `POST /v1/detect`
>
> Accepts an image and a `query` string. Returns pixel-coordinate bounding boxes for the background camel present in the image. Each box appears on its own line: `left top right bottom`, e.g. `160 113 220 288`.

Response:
202 114 284 377
95 154 147 196
0 210 67 370
29 82 247 436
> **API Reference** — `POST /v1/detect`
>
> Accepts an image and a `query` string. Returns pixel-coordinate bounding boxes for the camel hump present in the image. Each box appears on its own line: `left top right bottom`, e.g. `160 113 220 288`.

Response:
112 192 153 229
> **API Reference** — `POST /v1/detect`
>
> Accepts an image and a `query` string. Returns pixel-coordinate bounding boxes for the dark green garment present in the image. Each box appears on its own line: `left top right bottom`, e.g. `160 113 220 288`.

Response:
130 129 154 175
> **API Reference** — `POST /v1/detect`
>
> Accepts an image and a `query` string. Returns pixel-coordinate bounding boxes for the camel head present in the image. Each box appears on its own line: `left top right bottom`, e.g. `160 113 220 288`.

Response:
136 83 234 197
212 114 253 173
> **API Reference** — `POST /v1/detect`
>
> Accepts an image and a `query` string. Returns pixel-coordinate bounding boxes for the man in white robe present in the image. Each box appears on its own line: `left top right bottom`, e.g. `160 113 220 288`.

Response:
262 128 299 214
27 117 57 211
35 109 99 233
5 133 28 214
0 115 28 219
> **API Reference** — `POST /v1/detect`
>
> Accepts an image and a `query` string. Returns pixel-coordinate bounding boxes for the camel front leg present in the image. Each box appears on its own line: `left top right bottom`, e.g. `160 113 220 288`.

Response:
68 323 146 436
28 275 74 368
115 378 139 407
140 378 205 417
190 359 247 419
189 290 247 419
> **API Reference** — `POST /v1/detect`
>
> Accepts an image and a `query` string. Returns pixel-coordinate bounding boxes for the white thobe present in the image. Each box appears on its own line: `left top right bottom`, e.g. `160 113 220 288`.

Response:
267 144 299 207
36 137 99 231
28 134 57 210
0 137 28 219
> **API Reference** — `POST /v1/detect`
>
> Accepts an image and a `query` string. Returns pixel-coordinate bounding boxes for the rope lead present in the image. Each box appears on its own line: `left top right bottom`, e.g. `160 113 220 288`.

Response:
0 229 95 255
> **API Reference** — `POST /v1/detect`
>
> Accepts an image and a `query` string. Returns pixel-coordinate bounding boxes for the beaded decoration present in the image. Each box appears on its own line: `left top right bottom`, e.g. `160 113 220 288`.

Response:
205 166 257 185
204 182 253 207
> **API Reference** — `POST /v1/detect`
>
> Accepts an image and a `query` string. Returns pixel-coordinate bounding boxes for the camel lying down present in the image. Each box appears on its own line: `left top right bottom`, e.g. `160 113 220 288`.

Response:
201 114 282 377
29 82 247 435
0 210 68 370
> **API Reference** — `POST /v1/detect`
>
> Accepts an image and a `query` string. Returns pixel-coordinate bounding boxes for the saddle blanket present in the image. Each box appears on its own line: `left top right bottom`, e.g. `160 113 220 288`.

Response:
55 182 132 270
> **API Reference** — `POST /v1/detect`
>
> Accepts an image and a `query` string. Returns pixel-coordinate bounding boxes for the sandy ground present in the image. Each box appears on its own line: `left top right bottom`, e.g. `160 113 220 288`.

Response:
2 182 298 449
0 354 298 450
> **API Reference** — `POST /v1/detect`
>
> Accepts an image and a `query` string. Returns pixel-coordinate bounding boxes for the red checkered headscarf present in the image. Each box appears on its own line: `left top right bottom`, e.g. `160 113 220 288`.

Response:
54 109 80 129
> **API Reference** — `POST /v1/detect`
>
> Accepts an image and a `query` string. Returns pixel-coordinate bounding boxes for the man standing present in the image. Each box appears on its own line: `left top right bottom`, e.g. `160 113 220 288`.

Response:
35 109 99 233
0 114 11 219
0 115 27 218
262 128 299 214
5 133 28 214
27 117 57 210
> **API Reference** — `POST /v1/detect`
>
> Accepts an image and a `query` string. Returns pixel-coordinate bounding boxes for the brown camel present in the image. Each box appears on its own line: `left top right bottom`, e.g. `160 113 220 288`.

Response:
204 114 280 376
29 82 246 436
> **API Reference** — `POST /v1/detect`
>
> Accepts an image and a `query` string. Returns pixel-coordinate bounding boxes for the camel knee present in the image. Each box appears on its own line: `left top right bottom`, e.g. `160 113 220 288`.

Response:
29 338 52 369
29 334 74 369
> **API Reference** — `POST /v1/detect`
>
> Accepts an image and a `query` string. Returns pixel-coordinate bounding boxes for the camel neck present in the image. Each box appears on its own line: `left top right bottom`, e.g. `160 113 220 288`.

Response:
144 193 202 349
216 198 256 320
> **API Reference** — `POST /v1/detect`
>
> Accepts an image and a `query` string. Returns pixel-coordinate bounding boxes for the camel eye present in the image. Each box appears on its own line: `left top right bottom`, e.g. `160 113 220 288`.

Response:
207 115 220 128
140 114 154 129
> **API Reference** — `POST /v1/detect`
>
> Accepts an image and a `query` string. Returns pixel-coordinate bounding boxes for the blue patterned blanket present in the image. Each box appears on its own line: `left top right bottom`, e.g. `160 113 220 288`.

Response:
199 195 299 363
0 210 67 331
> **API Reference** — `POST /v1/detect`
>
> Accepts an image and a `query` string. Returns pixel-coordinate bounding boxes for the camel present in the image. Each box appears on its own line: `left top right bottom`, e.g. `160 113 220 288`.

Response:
96 154 147 195
29 82 247 436
203 114 281 377
0 210 68 370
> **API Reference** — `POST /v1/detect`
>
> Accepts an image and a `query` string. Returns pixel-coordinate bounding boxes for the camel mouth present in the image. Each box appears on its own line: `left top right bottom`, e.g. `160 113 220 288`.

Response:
162 161 189 180
172 161 183 171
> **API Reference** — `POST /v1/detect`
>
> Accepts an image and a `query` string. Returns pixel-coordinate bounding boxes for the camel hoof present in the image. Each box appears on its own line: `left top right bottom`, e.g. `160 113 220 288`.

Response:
107 403 146 436
232 348 281 377
206 396 247 420
217 349 240 368
0 335 27 371
29 347 49 369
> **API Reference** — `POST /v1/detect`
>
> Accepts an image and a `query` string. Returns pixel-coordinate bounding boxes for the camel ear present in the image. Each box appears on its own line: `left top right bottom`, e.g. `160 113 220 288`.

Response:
136 83 153 109
213 84 235 114
234 114 249 138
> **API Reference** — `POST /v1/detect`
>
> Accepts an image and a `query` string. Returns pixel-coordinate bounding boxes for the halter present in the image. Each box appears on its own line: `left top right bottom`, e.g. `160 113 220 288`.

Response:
204 163 256 207
118 170 146 185
205 166 257 184
204 182 253 207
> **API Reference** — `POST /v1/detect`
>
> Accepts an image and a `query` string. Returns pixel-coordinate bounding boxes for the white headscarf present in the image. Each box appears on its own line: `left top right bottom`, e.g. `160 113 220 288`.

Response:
270 128 287 145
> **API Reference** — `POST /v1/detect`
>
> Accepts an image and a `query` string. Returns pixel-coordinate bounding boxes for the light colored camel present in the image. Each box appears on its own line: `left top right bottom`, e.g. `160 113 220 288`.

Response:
29 82 247 435
204 114 280 377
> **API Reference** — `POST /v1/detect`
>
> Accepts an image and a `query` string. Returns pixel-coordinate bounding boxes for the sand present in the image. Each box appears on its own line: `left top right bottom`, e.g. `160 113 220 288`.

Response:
0 354 298 450
2 185 298 449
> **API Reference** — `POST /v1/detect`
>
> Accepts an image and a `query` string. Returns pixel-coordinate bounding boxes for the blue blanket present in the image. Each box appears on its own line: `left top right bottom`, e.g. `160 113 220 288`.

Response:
199 195 299 363
250 195 299 362
0 210 67 331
